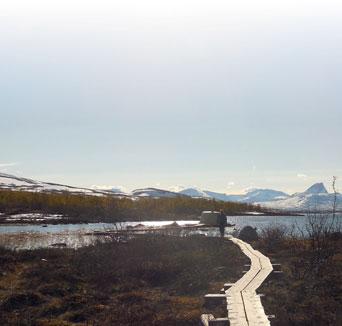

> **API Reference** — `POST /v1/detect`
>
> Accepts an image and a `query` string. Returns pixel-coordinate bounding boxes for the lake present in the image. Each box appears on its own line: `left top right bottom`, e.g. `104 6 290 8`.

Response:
0 214 340 250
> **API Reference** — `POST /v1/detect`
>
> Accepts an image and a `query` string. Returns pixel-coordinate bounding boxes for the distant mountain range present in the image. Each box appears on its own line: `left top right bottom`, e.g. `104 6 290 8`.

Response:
260 183 341 211
131 188 185 198
177 184 341 211
0 173 126 197
0 173 340 211
178 187 289 203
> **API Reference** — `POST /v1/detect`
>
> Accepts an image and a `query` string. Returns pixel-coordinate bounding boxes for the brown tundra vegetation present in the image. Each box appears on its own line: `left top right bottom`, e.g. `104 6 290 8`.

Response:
0 235 248 326
256 218 342 326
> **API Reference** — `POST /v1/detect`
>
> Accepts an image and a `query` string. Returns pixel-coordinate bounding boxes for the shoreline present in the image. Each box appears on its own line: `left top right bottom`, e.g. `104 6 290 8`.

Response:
0 211 307 226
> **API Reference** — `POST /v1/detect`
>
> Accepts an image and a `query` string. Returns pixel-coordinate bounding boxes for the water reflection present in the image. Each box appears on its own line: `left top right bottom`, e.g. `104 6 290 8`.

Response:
0 215 340 250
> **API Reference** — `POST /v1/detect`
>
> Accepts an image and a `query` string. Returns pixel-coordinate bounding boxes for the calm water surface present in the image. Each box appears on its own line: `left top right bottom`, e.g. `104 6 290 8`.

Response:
0 215 340 250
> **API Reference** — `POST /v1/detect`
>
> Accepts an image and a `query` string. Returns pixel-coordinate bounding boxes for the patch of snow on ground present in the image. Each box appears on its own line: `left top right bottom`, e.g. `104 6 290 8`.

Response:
5 213 64 221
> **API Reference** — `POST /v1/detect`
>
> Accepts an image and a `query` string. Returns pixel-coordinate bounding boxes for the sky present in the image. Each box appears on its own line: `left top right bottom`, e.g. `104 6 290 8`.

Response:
1 0 342 194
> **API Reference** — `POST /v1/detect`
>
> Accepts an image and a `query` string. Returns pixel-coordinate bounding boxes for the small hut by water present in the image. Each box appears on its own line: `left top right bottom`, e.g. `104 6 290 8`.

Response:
199 211 221 226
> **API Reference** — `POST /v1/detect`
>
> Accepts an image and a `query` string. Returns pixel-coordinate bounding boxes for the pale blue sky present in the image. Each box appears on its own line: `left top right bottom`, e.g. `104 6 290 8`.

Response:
1 0 342 194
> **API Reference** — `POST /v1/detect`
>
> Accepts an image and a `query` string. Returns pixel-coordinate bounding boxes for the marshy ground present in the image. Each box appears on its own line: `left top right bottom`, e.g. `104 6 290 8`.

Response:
0 235 248 326
1 229 341 325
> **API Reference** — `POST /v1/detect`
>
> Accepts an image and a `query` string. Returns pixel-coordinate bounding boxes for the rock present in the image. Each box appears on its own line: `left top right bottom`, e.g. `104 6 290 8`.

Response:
238 226 258 242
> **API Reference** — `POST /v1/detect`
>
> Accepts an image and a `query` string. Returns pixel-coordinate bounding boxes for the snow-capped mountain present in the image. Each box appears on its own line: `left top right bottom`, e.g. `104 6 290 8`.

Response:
0 173 183 199
238 189 290 203
109 187 127 195
90 185 127 195
0 173 127 197
178 188 211 198
203 190 237 202
176 184 340 211
259 183 341 211
131 188 185 198
0 173 340 211
177 188 289 203
303 182 328 194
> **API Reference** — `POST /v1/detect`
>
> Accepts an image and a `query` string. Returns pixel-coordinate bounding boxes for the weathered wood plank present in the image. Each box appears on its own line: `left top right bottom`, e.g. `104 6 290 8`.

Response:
225 236 273 326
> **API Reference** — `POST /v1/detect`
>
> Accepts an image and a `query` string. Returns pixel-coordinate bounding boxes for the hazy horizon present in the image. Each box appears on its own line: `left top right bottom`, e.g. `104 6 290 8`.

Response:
1 1 341 194
0 169 338 195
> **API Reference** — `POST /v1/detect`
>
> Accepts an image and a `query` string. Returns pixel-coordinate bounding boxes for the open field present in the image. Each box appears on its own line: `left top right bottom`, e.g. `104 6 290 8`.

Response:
0 235 248 325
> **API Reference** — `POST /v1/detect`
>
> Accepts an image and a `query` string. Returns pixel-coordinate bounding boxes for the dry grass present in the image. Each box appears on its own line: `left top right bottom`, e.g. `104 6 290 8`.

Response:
256 230 342 326
0 235 248 325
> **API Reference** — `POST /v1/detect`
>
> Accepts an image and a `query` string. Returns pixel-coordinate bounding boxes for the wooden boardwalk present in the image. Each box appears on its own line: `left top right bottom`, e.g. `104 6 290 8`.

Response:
225 236 273 326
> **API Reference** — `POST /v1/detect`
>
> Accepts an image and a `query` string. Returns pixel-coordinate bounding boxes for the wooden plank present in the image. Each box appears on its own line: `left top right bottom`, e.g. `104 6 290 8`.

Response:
224 236 273 326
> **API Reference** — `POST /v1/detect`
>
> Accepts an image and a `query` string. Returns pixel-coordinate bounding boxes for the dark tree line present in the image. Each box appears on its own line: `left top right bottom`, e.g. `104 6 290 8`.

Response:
0 190 260 222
